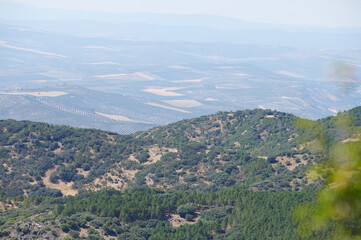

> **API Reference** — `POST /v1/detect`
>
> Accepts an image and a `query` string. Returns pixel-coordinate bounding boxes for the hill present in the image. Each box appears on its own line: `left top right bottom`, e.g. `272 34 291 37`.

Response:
0 109 307 198
0 107 360 239
1 107 360 197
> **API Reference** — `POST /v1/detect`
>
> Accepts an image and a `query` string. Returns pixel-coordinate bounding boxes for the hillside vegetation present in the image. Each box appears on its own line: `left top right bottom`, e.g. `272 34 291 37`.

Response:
0 107 360 239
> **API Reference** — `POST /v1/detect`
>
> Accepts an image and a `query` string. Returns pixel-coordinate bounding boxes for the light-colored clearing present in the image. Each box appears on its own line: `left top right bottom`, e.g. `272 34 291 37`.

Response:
265 115 275 118
146 102 190 113
128 154 139 163
121 168 140 180
204 97 218 102
99 173 125 190
96 112 136 122
168 65 192 69
162 100 203 108
275 70 304 78
0 41 66 58
171 78 205 83
341 138 360 143
145 174 154 186
273 154 309 171
43 168 78 196
328 108 338 114
77 168 90 178
142 87 185 96
0 91 68 97
168 213 201 227
143 145 178 165
79 228 89 238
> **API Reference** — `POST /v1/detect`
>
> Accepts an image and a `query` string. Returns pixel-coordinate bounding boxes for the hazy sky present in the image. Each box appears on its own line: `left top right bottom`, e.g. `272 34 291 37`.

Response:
3 0 361 27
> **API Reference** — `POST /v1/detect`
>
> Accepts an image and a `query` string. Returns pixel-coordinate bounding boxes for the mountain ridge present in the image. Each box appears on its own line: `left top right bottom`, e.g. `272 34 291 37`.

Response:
0 106 360 239
1 106 360 198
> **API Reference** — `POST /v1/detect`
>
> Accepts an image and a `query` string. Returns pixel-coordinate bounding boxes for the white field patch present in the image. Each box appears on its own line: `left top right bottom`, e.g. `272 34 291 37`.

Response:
327 94 340 101
168 65 192 69
171 78 205 83
142 87 186 96
281 96 309 107
162 100 203 108
328 108 338 114
32 80 49 83
204 97 218 102
0 91 68 97
217 66 234 69
89 61 118 65
0 40 66 58
275 70 304 79
96 112 136 122
234 73 249 76
94 72 156 81
135 72 155 80
94 73 127 78
215 85 236 90
146 102 190 113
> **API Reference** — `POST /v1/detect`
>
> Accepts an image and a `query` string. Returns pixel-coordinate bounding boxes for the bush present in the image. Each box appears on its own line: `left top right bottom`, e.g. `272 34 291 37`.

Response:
184 175 197 183
177 204 196 218
185 214 194 221
61 224 70 233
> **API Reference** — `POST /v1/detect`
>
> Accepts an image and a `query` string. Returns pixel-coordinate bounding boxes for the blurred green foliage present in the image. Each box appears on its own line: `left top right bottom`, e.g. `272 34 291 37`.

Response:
295 110 361 239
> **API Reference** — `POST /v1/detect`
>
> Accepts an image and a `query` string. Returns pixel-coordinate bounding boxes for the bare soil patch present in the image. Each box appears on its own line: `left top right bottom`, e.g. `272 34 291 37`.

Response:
273 154 309 171
43 167 78 196
167 213 201 227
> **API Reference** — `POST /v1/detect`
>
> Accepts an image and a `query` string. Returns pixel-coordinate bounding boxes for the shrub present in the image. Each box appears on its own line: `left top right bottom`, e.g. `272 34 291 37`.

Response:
177 204 196 218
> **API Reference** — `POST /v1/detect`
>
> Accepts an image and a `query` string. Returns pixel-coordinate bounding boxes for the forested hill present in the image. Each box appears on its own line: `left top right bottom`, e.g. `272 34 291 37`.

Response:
0 107 360 198
0 107 360 239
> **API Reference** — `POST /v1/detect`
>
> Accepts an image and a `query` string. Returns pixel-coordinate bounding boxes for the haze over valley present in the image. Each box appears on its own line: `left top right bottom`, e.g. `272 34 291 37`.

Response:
0 2 360 133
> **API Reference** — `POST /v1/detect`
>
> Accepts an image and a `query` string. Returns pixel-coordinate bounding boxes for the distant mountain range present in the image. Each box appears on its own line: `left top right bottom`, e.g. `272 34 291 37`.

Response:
1 2 361 49
0 1 360 134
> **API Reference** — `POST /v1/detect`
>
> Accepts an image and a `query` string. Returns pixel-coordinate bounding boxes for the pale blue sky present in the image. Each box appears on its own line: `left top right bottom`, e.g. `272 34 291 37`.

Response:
2 0 361 27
